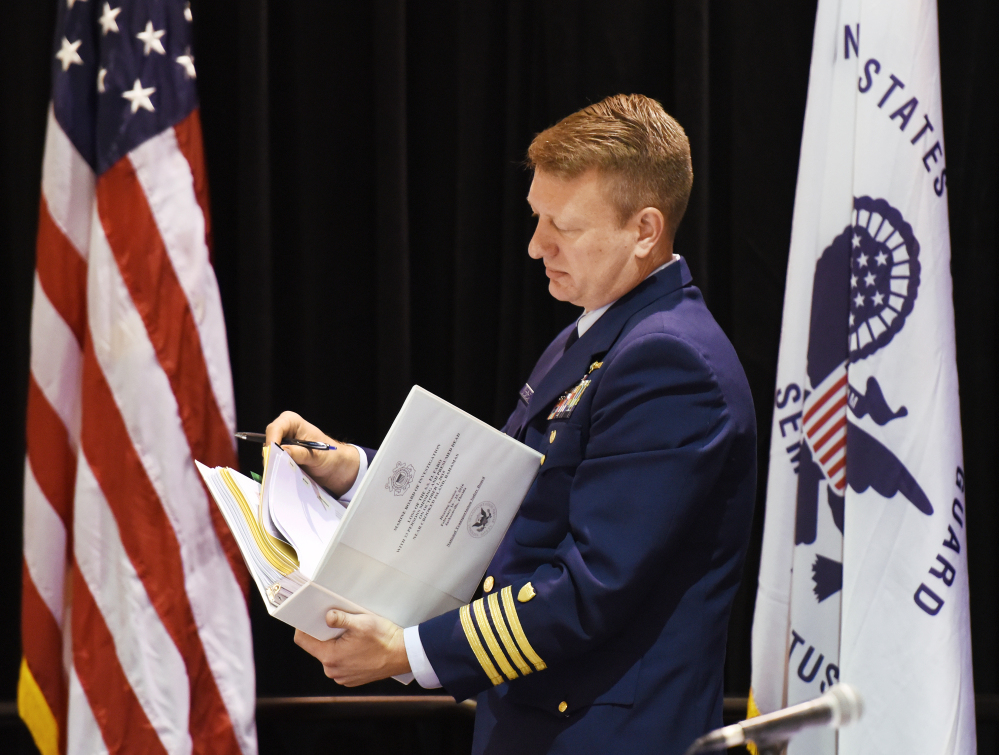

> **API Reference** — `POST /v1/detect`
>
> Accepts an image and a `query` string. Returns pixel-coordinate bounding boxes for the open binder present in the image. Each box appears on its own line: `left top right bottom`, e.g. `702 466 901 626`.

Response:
198 385 542 640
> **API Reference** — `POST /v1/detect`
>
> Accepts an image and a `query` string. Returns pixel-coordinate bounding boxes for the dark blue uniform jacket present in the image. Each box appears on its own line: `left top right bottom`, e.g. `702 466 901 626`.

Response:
419 258 757 754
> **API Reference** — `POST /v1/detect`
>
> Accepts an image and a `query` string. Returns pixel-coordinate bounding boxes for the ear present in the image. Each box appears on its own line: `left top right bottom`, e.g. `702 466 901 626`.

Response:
632 207 666 259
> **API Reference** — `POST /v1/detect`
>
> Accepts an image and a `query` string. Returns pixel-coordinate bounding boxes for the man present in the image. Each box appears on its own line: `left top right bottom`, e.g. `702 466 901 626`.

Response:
268 94 756 754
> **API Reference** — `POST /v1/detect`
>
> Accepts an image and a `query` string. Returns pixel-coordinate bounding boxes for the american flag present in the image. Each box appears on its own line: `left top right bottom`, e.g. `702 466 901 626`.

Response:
19 1 256 753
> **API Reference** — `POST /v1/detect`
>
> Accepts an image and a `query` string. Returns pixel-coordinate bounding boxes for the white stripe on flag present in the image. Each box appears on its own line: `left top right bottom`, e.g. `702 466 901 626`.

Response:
66 666 110 755
41 107 93 259
129 131 237 433
73 460 193 755
22 459 67 627
29 275 82 447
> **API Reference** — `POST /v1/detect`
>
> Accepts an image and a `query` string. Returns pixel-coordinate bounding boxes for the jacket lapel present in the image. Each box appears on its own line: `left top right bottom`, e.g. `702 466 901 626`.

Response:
522 257 692 428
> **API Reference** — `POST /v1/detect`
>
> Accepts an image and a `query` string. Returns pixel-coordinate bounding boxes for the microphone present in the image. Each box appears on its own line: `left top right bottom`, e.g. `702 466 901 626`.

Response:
684 684 863 754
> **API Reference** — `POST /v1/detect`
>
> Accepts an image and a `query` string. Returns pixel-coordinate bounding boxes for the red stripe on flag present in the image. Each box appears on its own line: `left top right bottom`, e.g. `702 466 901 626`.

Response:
26 376 76 529
36 195 87 347
807 395 848 441
811 415 847 453
819 434 847 465
79 342 242 755
95 160 247 595
173 110 214 261
21 561 67 754
802 373 848 424
71 560 168 755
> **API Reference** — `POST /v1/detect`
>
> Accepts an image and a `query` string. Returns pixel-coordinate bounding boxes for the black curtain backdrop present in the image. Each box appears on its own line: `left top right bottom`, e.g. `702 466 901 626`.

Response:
1 2 995 753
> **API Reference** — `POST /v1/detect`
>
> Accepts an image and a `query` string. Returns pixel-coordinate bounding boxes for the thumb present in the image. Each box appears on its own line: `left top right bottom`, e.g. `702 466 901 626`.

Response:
326 609 352 630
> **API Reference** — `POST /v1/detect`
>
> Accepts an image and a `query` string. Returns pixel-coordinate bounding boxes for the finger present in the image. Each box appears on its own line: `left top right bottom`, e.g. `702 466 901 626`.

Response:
326 609 352 630
294 629 324 659
265 411 305 446
279 443 321 469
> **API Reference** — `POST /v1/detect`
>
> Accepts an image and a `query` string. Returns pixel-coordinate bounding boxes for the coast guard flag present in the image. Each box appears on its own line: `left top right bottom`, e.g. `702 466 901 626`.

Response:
19 1 257 753
750 0 976 753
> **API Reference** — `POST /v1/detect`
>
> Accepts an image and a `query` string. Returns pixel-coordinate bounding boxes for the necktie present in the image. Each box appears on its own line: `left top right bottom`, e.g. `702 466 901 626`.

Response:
563 325 580 353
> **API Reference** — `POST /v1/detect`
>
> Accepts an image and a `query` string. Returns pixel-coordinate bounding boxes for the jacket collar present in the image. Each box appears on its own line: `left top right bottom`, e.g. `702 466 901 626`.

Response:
522 256 692 427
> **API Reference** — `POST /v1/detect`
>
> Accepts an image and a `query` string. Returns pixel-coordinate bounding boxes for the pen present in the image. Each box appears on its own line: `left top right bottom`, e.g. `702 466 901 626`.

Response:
235 432 337 451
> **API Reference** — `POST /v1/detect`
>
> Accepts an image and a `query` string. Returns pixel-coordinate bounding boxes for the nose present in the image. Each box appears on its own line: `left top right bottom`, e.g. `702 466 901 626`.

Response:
528 220 552 260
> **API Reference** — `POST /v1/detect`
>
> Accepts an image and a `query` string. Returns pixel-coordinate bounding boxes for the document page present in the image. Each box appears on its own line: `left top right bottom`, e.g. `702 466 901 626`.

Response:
263 443 346 578
323 386 541 604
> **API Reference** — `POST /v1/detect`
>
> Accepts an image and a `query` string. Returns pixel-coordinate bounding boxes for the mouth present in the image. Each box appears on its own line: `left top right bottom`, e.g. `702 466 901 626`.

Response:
545 268 567 280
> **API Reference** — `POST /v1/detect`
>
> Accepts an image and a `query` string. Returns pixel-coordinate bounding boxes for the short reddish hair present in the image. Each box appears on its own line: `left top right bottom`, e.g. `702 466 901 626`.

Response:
527 94 693 236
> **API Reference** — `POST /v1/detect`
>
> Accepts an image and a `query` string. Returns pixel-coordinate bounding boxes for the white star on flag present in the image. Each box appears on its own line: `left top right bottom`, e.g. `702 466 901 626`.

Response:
864 272 876 287
857 252 869 268
875 251 888 266
122 78 156 112
852 233 861 248
55 37 84 71
176 52 196 79
99 3 121 35
136 21 166 56
97 67 107 93
853 292 865 307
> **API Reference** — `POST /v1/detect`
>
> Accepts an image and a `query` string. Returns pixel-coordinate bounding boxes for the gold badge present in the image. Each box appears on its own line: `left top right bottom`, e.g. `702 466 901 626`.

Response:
558 701 568 713
518 582 536 603
588 361 603 374
483 576 495 593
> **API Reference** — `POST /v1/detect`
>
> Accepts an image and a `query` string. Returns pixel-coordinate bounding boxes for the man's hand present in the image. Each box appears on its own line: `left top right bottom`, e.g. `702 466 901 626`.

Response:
265 411 360 497
294 610 411 687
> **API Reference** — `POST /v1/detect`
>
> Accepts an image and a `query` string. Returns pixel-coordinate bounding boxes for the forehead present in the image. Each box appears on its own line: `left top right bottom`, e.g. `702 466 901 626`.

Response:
527 168 615 217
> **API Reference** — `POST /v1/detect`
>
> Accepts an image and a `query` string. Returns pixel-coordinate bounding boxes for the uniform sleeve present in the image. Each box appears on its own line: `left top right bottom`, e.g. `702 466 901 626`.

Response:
418 331 742 701
336 444 370 504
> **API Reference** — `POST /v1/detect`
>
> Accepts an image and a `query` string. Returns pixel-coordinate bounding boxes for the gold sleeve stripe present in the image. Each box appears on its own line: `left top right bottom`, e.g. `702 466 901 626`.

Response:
459 604 503 686
488 592 531 676
473 599 519 681
500 586 547 672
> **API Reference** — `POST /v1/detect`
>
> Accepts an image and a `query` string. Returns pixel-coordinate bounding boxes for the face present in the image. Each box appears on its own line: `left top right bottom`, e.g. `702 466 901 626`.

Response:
527 169 658 311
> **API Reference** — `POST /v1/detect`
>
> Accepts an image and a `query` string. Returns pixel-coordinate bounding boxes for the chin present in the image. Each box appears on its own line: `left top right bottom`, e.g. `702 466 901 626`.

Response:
548 281 576 304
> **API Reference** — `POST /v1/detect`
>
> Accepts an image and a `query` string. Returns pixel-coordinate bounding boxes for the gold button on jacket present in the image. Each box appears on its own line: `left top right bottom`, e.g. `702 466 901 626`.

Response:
558 701 568 713
483 576 495 593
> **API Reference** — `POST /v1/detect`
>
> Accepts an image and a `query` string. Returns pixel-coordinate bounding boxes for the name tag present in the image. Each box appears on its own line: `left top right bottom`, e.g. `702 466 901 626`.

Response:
518 383 534 406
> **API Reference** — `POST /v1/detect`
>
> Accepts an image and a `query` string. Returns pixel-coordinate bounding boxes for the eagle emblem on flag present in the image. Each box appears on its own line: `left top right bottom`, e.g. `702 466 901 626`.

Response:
797 196 933 603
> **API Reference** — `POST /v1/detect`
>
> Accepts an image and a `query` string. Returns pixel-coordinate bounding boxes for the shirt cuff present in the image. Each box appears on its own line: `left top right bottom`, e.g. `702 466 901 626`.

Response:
404 625 442 689
337 444 369 504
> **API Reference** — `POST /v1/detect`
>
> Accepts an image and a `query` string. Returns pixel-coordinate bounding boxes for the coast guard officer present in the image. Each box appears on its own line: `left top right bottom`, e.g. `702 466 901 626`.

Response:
268 94 757 754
